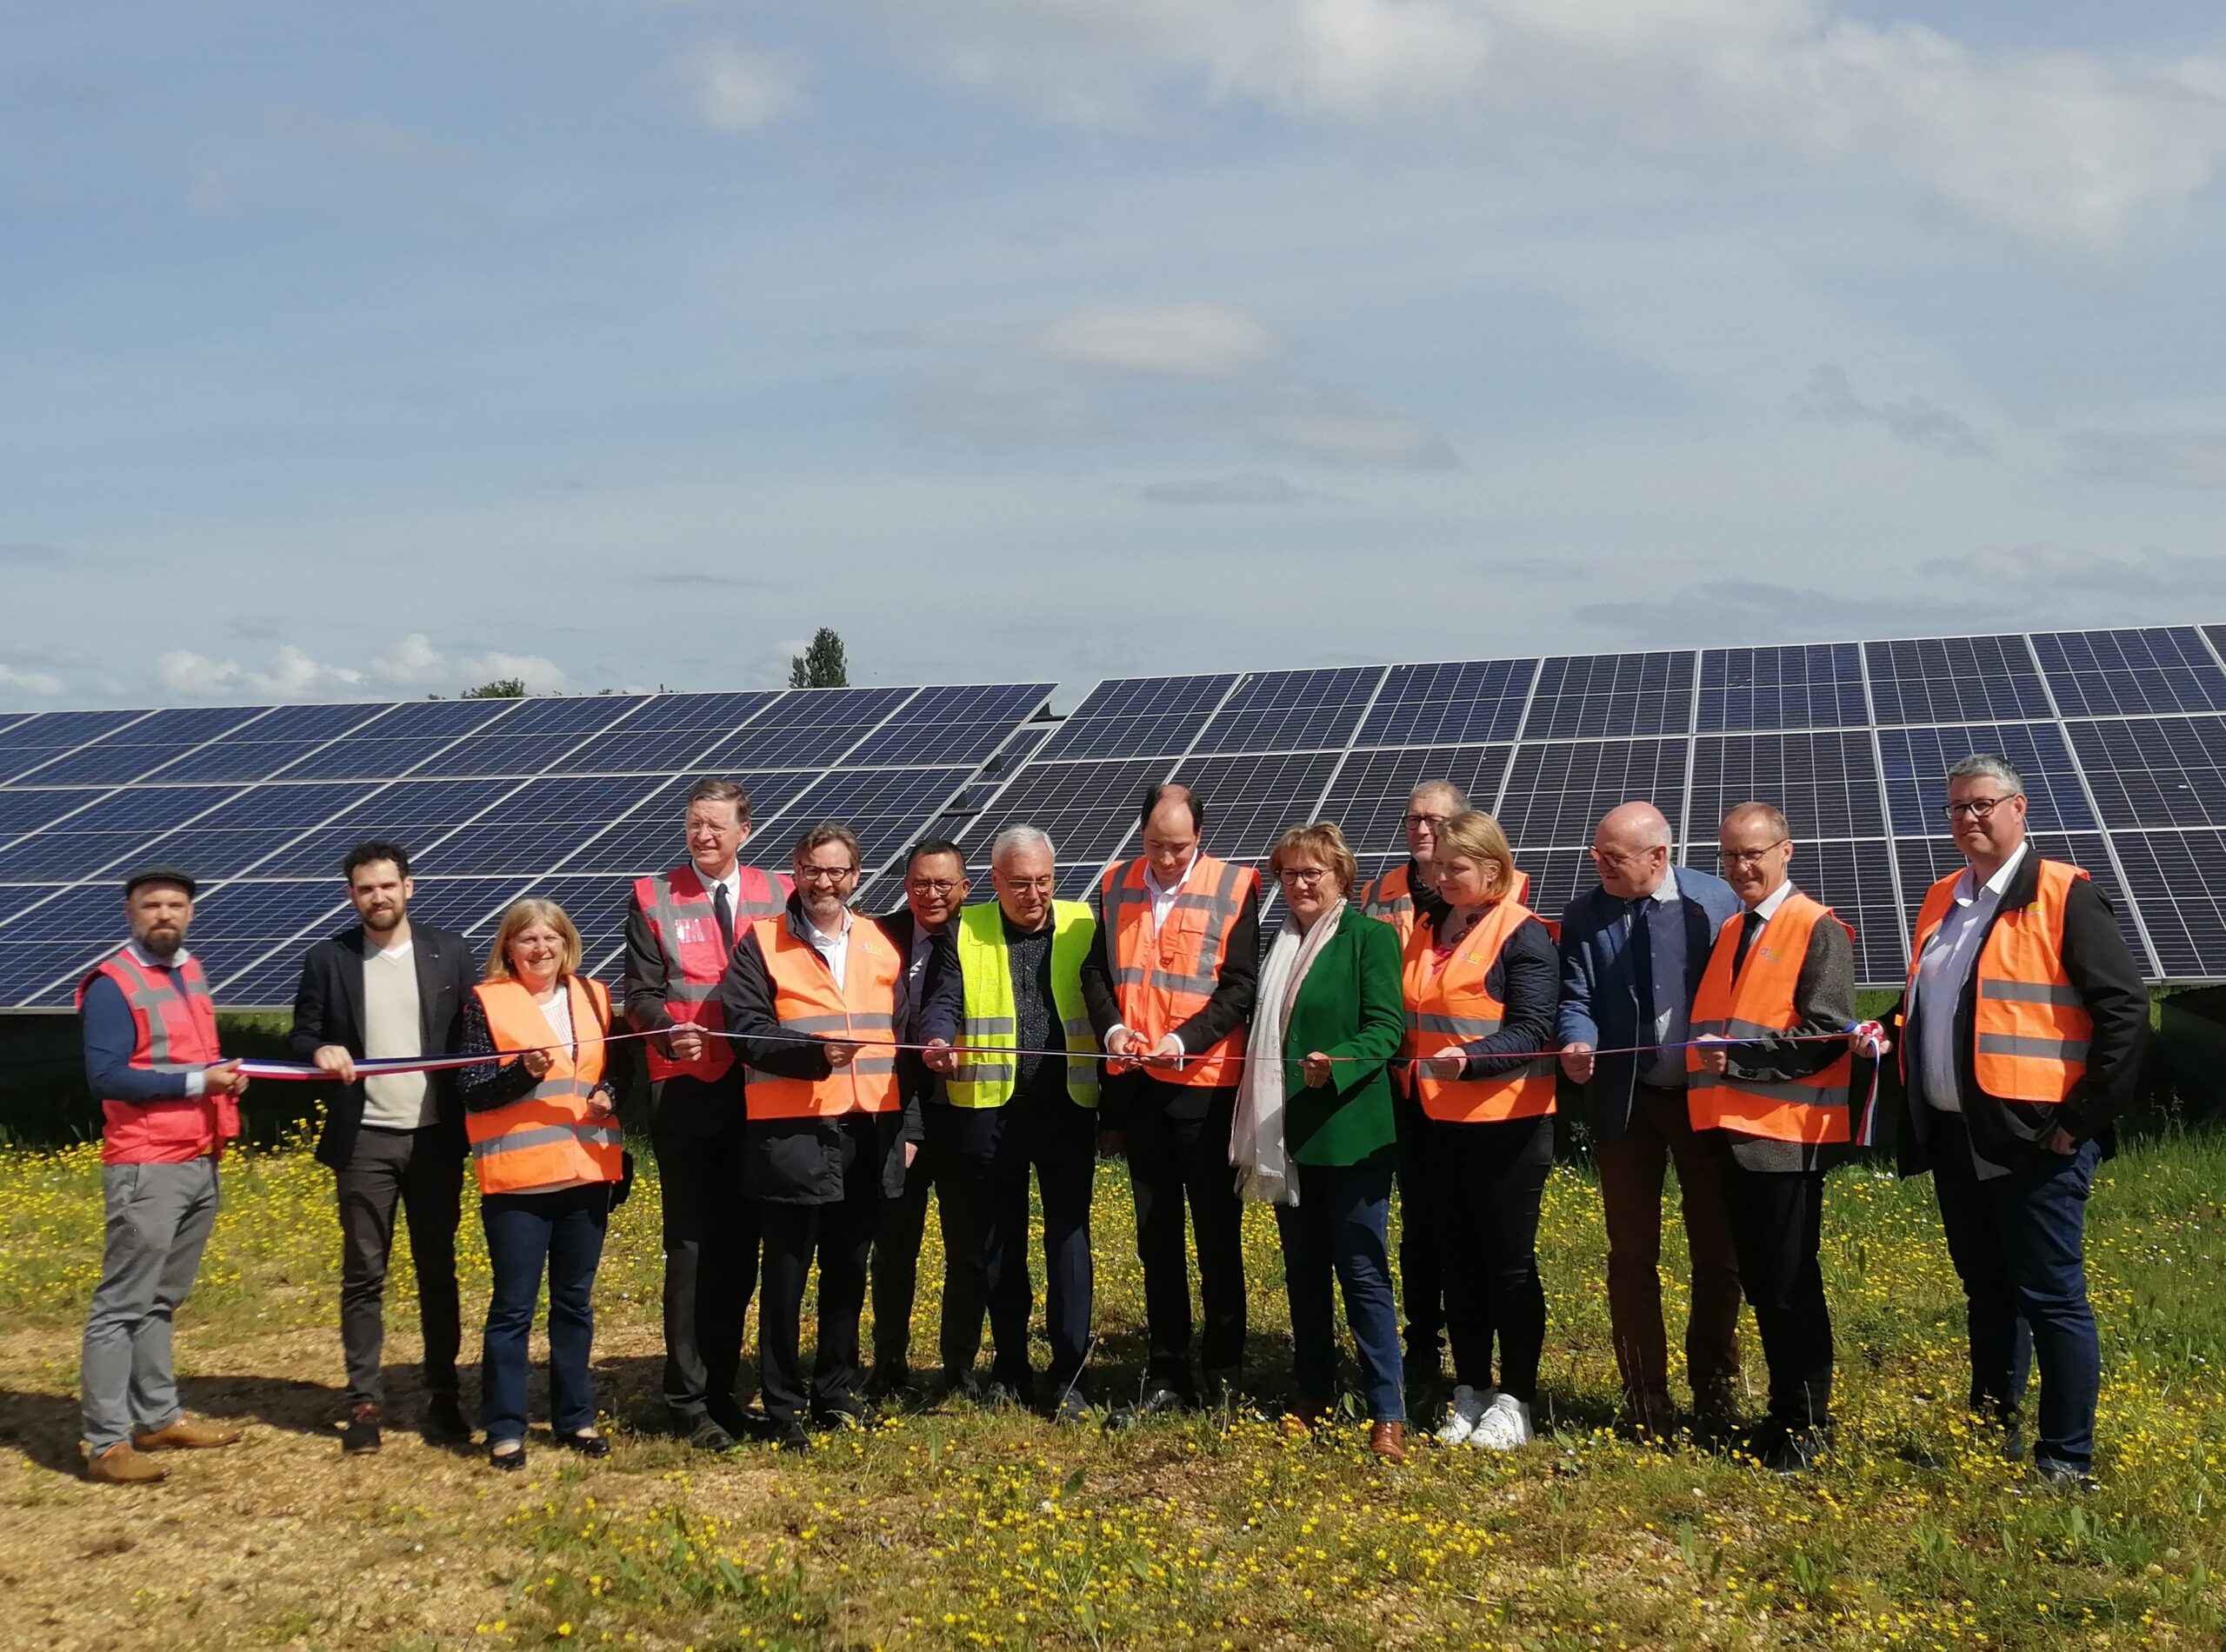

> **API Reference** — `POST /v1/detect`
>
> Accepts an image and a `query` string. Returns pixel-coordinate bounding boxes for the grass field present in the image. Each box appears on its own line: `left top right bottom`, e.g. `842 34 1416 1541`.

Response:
3 1133 2224 1651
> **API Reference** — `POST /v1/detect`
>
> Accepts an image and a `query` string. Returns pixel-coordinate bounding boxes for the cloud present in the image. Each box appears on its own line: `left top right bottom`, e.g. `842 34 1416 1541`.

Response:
2063 428 2226 490
1240 388 1459 469
369 632 568 696
155 645 367 699
0 663 63 696
1795 364 1991 457
682 38 810 133
0 541 64 564
1032 303 1282 377
868 0 2226 254
1136 471 1312 505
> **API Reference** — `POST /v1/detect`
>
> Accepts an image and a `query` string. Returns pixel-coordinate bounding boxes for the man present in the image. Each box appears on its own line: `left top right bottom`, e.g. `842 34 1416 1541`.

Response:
1689 803 1861 1474
720 822 959 1451
1081 783 1259 1416
76 867 251 1484
865 839 977 1401
290 839 477 1454
1884 754 2145 1489
1556 800 1745 1439
924 827 1101 1422
623 778 792 1450
1357 779 1460 1396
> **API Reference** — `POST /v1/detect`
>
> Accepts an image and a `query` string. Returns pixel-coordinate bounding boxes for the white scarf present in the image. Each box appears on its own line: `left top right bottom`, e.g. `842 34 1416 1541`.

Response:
1231 897 1346 1205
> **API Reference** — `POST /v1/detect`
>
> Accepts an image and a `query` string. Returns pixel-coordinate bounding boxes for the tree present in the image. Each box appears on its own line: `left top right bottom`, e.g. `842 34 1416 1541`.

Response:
788 629 850 689
462 677 528 699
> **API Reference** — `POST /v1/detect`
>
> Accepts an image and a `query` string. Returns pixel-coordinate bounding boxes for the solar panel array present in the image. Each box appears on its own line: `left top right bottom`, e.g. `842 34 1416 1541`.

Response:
9 623 2226 1006
928 626 2226 986
0 683 1053 1009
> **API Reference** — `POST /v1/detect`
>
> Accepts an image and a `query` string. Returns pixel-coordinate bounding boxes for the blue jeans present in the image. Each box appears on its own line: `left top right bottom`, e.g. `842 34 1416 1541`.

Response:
1929 1111 2102 1471
1275 1162 1403 1423
481 1184 610 1445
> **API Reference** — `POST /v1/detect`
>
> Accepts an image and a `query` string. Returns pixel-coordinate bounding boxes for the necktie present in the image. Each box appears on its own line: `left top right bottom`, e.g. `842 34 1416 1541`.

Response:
1731 908 1764 978
1628 898 1656 1030
712 881 735 952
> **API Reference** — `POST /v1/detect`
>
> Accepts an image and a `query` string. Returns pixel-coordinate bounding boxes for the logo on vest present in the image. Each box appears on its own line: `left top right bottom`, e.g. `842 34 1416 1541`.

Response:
676 918 713 946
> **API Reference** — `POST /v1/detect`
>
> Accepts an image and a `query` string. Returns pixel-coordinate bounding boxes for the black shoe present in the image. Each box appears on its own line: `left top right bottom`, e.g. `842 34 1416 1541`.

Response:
343 1402 382 1455
683 1416 738 1452
558 1429 611 1459
774 1422 811 1455
1203 1369 1242 1411
2033 1459 2100 1493
863 1362 912 1402
1758 1425 1829 1476
944 1371 988 1407
811 1401 868 1433
1105 1384 1190 1430
490 1441 527 1472
1051 1388 1092 1426
423 1393 472 1445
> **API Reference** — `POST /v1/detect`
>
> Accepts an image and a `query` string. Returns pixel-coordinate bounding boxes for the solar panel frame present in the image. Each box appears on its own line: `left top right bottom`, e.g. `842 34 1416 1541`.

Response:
1168 750 1344 863
2069 716 2226 830
1688 731 1885 841
1876 722 2096 835
1864 635 2051 725
1313 744 1514 858
2108 829 2226 978
1521 652 1695 740
1697 643 1869 732
1496 737 1690 849
1187 667 1384 757
1033 675 1240 762
2032 628 2226 718
1355 658 1536 748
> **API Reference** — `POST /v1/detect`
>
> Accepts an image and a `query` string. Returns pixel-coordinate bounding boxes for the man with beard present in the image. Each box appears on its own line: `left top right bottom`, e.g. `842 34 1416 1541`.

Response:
290 840 477 1453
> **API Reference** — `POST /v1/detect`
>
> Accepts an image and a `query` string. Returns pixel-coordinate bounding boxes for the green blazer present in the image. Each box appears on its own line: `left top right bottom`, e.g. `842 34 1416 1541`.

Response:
1279 909 1407 1167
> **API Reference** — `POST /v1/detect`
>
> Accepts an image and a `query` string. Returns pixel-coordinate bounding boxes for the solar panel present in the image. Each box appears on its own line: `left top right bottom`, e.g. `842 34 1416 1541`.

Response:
1689 732 1884 841
0 785 250 882
252 779 521 878
845 683 1055 765
2109 830 2226 977
955 758 1164 867
1523 652 1694 739
347 697 523 738
1189 667 1383 756
1790 840 1906 986
1697 643 1868 732
1896 831 2147 977
1314 744 1512 857
1512 847 1599 925
2033 628 2226 717
430 776 670 874
1865 635 2049 725
0 788 110 844
271 736 474 782
121 783 382 879
552 771 819 876
1169 750 1343 862
1356 658 1535 748
1035 675 1238 761
2069 716 2226 829
1496 738 1689 849
1877 723 2094 835
782 767 972 869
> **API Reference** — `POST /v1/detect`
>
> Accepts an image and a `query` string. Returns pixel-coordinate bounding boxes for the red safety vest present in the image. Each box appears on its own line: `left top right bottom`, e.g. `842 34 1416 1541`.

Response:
1400 899 1557 1123
743 916 903 1119
77 948 237 1166
632 863 791 1083
1098 855 1259 1088
465 976 623 1196
1687 889 1853 1143
1903 857 2093 1105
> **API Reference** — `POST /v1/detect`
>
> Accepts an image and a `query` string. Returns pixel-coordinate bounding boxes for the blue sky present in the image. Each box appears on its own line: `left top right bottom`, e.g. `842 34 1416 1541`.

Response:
6 1 2226 708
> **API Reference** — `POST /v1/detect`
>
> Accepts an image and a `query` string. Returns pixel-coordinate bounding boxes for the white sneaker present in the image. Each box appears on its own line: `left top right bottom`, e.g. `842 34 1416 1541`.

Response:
1438 1384 1490 1446
1468 1392 1534 1451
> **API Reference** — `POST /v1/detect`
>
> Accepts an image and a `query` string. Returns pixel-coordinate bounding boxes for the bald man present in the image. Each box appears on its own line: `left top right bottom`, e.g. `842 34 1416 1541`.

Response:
1556 802 1745 1439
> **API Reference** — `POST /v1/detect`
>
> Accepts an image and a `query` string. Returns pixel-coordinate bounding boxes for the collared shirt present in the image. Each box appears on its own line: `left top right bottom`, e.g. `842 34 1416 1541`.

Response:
1636 869 1690 1089
901 915 943 1040
1742 877 1796 929
1913 839 2029 1115
125 940 208 1097
803 907 852 990
1142 851 1199 932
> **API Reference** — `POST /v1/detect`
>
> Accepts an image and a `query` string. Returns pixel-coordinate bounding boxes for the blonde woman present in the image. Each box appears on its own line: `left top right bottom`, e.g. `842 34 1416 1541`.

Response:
457 899 623 1471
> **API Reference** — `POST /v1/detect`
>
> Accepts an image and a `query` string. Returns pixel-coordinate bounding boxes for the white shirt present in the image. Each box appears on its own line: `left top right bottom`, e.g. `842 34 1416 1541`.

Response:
803 907 851 990
1636 870 1690 1090
696 860 743 920
359 936 432 1129
127 940 208 1097
1112 853 1201 1056
1912 840 2029 1115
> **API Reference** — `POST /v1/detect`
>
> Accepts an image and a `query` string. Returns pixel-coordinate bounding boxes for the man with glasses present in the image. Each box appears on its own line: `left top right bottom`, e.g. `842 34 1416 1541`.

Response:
721 823 961 1450
1882 755 2145 1489
864 840 976 1402
1689 803 1862 1474
1556 801 1744 1440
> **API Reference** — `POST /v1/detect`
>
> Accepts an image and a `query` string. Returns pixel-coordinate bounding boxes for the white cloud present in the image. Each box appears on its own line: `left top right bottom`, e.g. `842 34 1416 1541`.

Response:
1032 303 1283 377
2063 428 2226 490
370 632 568 695
155 645 365 698
0 663 63 696
1796 363 1990 457
1136 471 1311 505
682 38 810 133
1241 388 1459 469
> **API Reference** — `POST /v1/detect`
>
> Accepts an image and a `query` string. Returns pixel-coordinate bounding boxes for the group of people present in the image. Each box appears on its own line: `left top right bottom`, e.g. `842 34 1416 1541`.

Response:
72 754 2145 1490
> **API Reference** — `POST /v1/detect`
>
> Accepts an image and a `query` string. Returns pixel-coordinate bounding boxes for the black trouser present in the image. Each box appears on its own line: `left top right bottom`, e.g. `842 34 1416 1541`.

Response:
871 1107 989 1382
336 1124 463 1409
650 1077 758 1422
940 1096 1097 1394
757 1116 881 1427
1392 1088 1445 1376
1428 1111 1552 1402
1122 1078 1245 1392
1716 1147 1833 1433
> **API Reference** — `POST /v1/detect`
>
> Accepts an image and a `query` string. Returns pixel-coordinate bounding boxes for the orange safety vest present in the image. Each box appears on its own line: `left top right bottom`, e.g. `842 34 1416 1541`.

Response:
1098 854 1259 1088
1687 889 1853 1143
465 976 623 1196
632 863 791 1083
1400 898 1557 1123
1361 862 1551 945
742 915 903 1118
77 948 238 1165
1903 857 2092 1105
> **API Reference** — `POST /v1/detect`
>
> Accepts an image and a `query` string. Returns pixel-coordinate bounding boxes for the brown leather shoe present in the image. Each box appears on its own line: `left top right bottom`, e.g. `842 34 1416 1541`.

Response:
84 1442 169 1484
1369 1421 1405 1462
134 1414 243 1450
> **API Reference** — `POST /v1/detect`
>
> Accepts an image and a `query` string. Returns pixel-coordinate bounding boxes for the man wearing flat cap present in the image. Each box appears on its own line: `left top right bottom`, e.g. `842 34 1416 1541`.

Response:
76 867 252 1484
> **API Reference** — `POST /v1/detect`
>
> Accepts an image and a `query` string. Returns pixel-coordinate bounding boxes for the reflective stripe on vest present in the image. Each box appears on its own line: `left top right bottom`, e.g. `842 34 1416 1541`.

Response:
742 916 904 1116
77 948 237 1164
1400 897 1556 1124
465 976 623 1195
946 899 1101 1109
1687 889 1852 1143
1360 863 1418 946
1903 857 2093 1105
1100 855 1257 1087
635 863 791 1084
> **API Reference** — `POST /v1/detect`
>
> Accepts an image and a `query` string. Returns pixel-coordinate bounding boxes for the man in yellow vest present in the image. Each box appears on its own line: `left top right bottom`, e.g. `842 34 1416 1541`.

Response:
923 825 1101 1422
1689 803 1862 1475
1883 754 2146 1490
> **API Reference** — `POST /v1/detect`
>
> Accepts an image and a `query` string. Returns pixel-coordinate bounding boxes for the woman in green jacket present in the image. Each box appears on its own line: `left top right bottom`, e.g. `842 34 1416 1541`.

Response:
1235 822 1409 1460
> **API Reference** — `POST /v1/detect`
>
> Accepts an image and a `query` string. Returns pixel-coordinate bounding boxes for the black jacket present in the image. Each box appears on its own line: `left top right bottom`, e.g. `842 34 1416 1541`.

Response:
1883 845 2147 1174
717 896 961 1205
288 923 477 1171
873 906 960 1109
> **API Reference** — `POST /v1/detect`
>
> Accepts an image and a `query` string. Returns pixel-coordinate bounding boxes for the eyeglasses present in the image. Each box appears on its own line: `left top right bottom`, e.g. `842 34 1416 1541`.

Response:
999 875 1056 892
1589 845 1663 869
907 877 964 896
1943 795 2018 821
1403 813 1451 829
1277 866 1335 886
1717 840 1788 867
796 864 858 883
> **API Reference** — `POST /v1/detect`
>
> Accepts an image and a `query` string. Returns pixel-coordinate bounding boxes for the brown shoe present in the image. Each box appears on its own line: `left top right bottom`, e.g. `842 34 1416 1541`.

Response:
84 1442 169 1484
1369 1422 1405 1462
134 1415 243 1450
1280 1401 1329 1439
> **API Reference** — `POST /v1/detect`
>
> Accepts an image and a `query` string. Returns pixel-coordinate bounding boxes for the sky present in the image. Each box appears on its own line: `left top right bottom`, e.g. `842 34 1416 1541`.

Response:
5 0 2226 709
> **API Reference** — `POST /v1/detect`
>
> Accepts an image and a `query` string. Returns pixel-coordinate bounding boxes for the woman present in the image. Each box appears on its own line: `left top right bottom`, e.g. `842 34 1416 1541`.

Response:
458 898 623 1471
1402 810 1559 1451
1233 822 1410 1461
